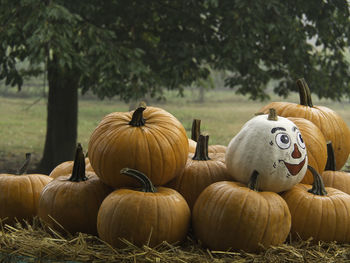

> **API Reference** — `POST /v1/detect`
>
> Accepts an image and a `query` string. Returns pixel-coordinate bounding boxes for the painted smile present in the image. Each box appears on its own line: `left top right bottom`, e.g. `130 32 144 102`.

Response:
279 157 306 176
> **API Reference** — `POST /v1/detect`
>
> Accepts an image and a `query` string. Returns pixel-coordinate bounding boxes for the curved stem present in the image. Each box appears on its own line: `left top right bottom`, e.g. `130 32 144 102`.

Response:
247 170 259 191
69 143 88 182
307 165 327 196
120 168 157 193
191 119 201 142
129 103 146 127
267 108 278 121
296 78 313 107
17 153 31 175
192 134 210 161
325 141 336 171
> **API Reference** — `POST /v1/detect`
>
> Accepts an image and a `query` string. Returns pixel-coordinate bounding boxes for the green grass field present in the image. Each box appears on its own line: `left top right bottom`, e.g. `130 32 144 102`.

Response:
1 88 350 172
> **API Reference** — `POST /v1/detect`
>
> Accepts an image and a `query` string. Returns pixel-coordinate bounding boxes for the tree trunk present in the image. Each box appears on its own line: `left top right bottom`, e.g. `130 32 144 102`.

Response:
37 56 79 174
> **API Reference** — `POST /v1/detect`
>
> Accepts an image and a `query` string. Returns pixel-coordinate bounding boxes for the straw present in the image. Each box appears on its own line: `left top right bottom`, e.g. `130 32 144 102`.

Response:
1 218 350 263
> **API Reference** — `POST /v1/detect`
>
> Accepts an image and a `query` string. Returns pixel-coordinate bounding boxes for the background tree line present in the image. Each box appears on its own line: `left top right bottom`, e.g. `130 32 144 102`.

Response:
0 0 349 173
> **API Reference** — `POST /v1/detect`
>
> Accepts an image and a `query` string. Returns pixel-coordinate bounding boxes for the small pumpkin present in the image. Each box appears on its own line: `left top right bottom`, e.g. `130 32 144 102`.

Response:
97 168 190 248
287 117 327 184
225 108 308 193
49 157 94 179
259 78 350 170
282 165 350 242
0 153 52 225
88 103 189 188
38 144 112 235
192 170 291 252
188 119 227 154
167 134 231 210
321 142 350 195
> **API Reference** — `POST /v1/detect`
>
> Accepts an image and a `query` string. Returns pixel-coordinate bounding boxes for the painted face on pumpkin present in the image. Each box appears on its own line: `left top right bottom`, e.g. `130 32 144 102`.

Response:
225 112 309 193
270 125 307 178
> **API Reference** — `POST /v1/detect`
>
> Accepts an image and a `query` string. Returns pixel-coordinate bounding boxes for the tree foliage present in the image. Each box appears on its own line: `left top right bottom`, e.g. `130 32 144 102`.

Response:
1 0 349 101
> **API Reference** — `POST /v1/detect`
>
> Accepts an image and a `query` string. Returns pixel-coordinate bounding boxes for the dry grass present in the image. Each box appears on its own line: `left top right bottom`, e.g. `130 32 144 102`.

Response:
1 218 350 263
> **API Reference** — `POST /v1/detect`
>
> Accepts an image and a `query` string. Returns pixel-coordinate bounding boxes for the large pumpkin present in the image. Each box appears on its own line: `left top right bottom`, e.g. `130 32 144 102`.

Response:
282 165 350 242
167 134 231 210
97 168 190 248
192 170 291 252
225 109 308 193
259 78 350 170
287 117 327 184
88 103 189 188
38 144 112 235
0 153 52 225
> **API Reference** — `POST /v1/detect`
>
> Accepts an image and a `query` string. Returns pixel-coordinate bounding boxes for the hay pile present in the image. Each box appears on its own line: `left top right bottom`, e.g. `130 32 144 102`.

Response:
0 218 350 263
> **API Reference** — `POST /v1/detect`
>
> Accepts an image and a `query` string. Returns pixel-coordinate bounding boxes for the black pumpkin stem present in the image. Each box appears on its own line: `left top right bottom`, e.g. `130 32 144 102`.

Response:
296 78 313 107
248 170 260 191
69 143 88 182
267 108 278 121
325 141 336 171
120 168 157 193
307 165 327 196
192 134 210 161
191 119 201 142
129 103 146 127
17 153 31 175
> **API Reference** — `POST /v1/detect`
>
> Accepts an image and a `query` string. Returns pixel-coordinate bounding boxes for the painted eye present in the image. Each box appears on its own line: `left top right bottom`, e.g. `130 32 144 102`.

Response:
296 131 306 149
275 133 291 149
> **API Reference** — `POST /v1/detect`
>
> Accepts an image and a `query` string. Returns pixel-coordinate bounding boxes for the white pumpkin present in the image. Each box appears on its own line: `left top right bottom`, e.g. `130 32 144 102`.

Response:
225 109 308 193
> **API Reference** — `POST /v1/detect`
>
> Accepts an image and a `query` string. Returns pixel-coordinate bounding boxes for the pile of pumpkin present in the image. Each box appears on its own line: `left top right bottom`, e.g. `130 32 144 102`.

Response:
1 78 350 254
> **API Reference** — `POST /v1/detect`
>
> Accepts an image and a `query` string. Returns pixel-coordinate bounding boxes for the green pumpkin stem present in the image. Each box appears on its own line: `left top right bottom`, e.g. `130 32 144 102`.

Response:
17 153 31 175
296 78 313 107
191 119 201 142
248 170 260 191
129 103 146 127
307 165 327 196
325 141 336 171
193 134 210 161
120 168 157 193
69 143 88 182
267 108 278 121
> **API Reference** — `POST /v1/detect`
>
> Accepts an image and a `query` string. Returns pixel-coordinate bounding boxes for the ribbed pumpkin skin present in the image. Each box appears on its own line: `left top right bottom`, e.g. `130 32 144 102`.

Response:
287 117 327 184
322 171 350 195
0 174 52 224
49 157 94 179
97 187 190 248
38 173 112 235
88 106 189 188
192 181 291 252
282 183 350 242
166 152 231 210
260 103 350 170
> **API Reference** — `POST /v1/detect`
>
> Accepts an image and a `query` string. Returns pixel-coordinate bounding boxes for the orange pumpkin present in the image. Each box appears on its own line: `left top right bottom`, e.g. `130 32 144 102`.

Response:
321 142 350 194
287 117 327 184
49 157 94 179
282 165 350 242
88 103 189 188
167 134 231 210
259 78 350 170
192 170 291 252
0 153 52 225
188 119 226 154
97 168 190 248
38 144 112 235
